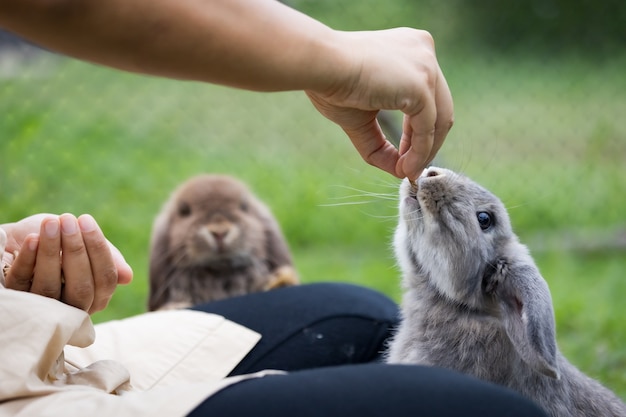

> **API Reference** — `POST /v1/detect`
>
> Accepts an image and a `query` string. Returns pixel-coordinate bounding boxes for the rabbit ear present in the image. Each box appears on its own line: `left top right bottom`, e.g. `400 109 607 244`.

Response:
485 256 560 379
256 204 294 272
147 207 173 311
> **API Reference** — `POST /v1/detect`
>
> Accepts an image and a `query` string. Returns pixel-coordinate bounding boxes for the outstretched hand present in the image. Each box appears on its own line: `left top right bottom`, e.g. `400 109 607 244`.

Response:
1 213 133 314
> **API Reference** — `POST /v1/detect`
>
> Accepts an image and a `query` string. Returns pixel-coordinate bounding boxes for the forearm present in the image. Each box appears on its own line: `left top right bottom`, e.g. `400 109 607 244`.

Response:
0 0 455 179
0 0 349 92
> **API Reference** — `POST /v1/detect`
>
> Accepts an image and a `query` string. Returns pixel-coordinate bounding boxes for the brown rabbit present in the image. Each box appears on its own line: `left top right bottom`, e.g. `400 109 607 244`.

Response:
148 174 299 311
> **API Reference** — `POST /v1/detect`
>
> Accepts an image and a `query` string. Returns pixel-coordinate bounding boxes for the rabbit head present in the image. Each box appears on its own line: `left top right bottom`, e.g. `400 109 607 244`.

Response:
394 167 559 379
148 174 297 310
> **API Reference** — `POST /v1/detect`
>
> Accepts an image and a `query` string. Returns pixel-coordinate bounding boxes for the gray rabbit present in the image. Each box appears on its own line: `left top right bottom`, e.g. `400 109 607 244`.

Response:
148 174 299 311
386 167 626 417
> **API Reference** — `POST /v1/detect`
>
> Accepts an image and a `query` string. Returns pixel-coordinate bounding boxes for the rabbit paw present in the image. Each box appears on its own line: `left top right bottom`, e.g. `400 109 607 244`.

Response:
264 266 299 291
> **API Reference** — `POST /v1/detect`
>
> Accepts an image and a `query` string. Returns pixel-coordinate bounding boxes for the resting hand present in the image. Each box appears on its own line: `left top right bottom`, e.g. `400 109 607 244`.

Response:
1 213 133 314
306 28 454 180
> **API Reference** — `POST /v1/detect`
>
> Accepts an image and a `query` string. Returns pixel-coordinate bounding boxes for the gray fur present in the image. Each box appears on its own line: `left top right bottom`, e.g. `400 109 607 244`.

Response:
148 174 297 311
387 167 626 417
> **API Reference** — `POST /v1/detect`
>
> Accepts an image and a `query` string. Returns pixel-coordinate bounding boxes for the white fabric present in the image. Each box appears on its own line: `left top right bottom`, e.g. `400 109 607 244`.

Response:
0 288 262 417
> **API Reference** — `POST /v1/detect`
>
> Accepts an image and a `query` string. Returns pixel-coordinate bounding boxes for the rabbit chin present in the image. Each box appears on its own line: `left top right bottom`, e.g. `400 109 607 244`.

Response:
182 227 243 261
396 179 478 306
394 221 462 304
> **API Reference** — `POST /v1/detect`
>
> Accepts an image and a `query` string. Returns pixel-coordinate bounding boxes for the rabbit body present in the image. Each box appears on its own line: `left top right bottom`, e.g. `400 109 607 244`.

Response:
387 167 626 417
148 174 298 311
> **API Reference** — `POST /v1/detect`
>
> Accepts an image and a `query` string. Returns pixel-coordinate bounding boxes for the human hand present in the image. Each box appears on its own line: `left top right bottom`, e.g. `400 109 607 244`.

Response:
1 213 133 314
306 28 454 180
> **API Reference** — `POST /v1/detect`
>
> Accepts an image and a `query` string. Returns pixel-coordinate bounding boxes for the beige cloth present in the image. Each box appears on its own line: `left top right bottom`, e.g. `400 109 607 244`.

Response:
0 288 264 417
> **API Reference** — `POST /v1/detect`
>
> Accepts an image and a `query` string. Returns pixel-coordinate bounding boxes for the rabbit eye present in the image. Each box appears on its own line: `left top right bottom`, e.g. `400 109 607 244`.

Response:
178 202 191 217
239 201 249 212
477 211 493 230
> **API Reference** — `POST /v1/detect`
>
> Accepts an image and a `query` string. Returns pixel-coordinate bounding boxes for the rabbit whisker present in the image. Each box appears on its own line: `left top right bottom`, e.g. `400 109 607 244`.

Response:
327 184 397 199
318 200 383 207
365 213 400 220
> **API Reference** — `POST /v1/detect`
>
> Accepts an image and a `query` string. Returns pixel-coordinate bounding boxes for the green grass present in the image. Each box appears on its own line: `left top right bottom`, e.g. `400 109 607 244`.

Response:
539 251 626 397
1 47 625 399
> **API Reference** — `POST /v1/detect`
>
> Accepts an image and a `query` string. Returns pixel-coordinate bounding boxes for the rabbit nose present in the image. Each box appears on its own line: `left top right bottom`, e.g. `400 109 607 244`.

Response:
206 222 232 242
211 230 227 242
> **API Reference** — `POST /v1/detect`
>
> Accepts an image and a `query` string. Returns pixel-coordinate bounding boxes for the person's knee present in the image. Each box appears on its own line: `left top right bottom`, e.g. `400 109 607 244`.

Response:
194 282 399 327
289 282 399 323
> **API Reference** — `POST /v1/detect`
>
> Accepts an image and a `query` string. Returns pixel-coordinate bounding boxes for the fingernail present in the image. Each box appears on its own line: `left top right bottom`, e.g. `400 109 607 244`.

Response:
61 215 78 235
78 214 97 233
28 235 39 251
44 218 60 237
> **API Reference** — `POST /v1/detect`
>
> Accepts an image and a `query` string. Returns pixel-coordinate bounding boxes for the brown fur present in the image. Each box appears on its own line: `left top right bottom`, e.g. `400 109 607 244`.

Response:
148 174 298 311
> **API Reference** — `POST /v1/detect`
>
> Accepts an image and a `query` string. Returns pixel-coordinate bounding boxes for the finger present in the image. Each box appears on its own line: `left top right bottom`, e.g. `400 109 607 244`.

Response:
5 233 39 291
396 95 437 180
59 213 94 311
31 216 63 299
3 213 52 254
109 242 133 285
397 114 413 156
425 69 454 165
78 214 118 314
343 115 402 178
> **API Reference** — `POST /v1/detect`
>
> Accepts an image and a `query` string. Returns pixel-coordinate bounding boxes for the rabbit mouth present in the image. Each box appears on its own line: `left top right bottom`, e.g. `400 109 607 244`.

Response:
398 176 421 226
408 189 420 209
403 181 421 213
186 249 254 270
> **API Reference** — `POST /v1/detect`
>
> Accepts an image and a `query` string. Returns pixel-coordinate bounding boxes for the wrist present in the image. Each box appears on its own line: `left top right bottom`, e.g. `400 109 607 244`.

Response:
302 29 359 96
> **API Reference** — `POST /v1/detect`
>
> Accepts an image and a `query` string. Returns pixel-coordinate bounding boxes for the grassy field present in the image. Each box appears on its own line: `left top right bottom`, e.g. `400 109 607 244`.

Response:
1 35 625 400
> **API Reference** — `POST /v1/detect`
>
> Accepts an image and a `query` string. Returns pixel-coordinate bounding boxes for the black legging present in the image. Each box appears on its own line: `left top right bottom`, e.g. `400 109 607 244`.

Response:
188 283 548 417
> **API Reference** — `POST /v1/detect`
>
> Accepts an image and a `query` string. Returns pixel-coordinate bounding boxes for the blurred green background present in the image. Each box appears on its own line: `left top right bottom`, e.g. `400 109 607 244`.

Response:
1 0 625 400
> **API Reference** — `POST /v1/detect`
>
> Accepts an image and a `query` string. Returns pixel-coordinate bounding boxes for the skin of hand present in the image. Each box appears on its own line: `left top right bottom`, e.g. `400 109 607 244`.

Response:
306 28 454 180
1 214 133 314
0 0 453 180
